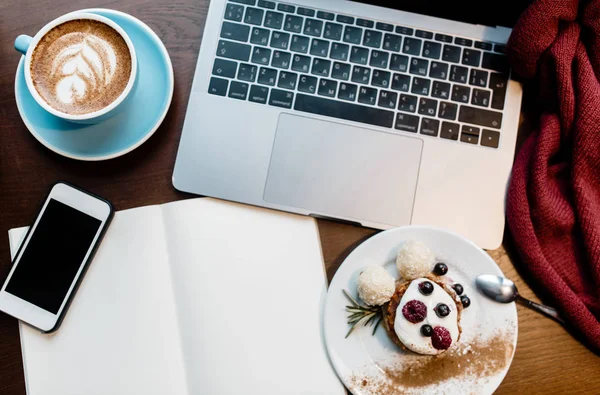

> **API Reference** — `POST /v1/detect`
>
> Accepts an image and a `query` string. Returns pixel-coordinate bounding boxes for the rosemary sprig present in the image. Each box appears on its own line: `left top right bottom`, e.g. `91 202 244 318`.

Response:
343 290 383 338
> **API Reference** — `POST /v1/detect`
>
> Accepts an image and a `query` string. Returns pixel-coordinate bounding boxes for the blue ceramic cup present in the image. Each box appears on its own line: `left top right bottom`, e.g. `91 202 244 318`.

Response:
14 12 138 124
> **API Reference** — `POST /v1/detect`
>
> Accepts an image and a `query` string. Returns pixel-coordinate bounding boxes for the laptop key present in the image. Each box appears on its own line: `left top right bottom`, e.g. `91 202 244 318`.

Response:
318 79 338 97
469 69 488 87
383 33 402 52
304 19 324 37
431 81 451 99
392 73 410 92
310 39 330 57
409 58 428 76
452 85 470 103
442 45 461 63
208 77 229 96
291 54 311 73
311 58 331 76
490 72 508 110
269 89 294 108
481 129 500 148
244 7 264 25
231 0 255 4
324 22 343 41
358 86 378 105
390 54 409 72
228 81 249 100
475 41 493 51
363 30 383 48
356 19 374 28
403 37 422 55
370 50 389 69
411 77 431 96
294 93 394 128
372 70 391 88
217 40 251 61
396 26 414 36
290 35 310 53
435 33 452 43
398 94 418 113
338 82 358 101
439 101 458 120
343 26 363 44
264 11 283 29
423 41 441 59
440 121 460 140
461 125 480 144
449 65 468 83
420 118 440 136
317 11 334 20
330 43 350 60
350 46 369 64
337 15 355 24
351 66 371 84
454 37 473 47
378 90 398 109
376 22 394 32
416 30 433 39
257 0 275 9
212 58 237 78
221 22 250 42
297 7 315 17
298 74 318 93
250 27 270 46
332 62 351 80
471 88 490 107
258 67 277 85
284 14 303 33
459 106 502 129
271 50 291 69
481 52 509 73
249 85 269 103
224 4 244 22
395 113 419 132
270 31 290 50
429 61 448 80
418 97 438 116
494 44 506 53
278 71 298 90
238 63 258 82
277 4 295 13
462 48 481 67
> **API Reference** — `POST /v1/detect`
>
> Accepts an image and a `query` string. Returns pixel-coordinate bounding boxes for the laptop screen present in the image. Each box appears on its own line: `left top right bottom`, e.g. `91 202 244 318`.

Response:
353 0 532 28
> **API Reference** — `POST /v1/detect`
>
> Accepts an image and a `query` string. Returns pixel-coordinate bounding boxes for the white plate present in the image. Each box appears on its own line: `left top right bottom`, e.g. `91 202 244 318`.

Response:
323 226 518 395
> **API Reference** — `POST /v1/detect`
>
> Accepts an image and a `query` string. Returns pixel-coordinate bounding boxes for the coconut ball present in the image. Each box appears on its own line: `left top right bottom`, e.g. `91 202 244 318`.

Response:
357 266 395 306
396 240 435 281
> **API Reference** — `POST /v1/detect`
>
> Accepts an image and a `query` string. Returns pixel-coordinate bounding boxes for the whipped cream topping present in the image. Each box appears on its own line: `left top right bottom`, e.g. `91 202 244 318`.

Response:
394 278 459 355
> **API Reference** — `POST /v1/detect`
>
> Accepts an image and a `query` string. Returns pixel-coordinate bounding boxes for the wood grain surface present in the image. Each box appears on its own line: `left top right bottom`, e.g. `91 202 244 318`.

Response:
0 1 598 394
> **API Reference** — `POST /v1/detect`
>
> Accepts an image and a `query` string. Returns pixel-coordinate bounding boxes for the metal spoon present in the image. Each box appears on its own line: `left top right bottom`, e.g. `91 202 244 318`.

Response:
476 274 564 325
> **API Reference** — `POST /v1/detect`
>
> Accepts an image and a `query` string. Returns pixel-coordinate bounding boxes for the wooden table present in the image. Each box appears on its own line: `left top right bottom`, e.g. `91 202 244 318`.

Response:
0 1 598 393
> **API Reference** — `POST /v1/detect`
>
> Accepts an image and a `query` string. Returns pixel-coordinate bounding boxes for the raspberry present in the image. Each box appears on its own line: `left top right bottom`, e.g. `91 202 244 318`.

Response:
402 300 427 323
431 326 452 350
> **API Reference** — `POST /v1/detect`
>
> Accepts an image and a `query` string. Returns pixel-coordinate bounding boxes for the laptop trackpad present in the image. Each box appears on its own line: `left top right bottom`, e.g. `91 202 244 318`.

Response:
264 114 423 225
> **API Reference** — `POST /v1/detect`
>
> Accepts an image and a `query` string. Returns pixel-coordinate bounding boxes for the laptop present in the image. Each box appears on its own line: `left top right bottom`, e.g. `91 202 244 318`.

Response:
173 0 531 249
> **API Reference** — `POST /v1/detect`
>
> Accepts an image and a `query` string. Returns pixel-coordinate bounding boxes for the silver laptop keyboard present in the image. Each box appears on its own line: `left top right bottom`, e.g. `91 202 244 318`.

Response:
208 0 511 149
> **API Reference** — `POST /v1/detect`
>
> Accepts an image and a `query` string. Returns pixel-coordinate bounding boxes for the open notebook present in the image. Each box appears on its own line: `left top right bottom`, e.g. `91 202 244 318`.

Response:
8 198 344 395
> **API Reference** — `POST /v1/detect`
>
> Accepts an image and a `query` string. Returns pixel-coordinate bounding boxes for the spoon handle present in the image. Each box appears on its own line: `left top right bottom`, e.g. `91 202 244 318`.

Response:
517 295 564 325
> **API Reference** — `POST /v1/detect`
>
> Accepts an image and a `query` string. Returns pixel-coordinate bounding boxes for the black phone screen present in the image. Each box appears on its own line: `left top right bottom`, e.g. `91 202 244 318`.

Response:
6 199 102 314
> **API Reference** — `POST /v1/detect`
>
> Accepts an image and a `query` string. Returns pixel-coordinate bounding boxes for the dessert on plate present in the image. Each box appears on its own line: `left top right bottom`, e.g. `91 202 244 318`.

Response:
346 240 471 355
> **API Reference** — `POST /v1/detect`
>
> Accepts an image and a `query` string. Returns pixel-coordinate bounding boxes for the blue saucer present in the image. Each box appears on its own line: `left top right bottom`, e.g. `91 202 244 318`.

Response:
15 9 174 161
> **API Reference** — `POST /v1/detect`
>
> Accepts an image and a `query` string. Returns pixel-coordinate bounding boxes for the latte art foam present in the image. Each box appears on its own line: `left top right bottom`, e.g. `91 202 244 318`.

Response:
31 20 132 115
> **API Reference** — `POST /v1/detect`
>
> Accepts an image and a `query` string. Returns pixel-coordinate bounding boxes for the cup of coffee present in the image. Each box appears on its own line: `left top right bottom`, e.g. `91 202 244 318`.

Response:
14 12 137 124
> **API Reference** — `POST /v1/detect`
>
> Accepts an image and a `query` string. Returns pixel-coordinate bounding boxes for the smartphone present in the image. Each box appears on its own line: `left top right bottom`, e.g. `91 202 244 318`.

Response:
0 182 114 333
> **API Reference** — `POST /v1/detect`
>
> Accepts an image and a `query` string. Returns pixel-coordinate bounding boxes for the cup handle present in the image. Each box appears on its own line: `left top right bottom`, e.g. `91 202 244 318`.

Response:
15 35 33 55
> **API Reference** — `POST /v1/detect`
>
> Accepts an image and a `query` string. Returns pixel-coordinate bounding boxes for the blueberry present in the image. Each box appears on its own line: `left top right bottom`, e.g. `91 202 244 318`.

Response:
433 262 448 276
418 281 434 295
452 283 464 295
420 324 433 337
460 295 471 308
435 303 450 317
